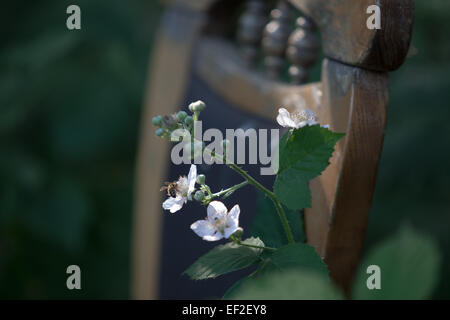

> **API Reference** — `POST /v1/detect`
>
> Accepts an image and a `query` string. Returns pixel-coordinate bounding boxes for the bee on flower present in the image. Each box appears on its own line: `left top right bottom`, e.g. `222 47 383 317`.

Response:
161 164 197 213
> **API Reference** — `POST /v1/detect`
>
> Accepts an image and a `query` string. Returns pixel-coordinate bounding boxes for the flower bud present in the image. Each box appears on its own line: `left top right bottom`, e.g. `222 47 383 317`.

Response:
230 227 244 240
155 128 165 137
162 115 179 131
184 116 194 126
152 115 163 126
196 174 206 185
188 100 206 112
176 111 188 122
194 190 205 202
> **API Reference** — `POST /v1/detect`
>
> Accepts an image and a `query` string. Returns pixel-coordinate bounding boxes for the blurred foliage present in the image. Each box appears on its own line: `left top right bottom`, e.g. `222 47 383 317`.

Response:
354 225 441 299
1 0 449 299
227 225 440 300
0 0 163 298
365 0 450 299
229 269 343 300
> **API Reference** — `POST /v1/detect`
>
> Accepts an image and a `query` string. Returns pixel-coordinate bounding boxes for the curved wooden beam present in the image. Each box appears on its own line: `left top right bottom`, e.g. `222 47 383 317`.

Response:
289 0 414 71
305 59 388 294
195 37 323 121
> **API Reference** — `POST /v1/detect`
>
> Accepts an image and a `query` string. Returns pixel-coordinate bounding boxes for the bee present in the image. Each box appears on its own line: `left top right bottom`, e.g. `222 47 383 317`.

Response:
160 181 178 198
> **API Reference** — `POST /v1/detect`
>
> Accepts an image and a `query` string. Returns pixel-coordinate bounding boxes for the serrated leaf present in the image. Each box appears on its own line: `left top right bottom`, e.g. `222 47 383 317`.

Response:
227 270 343 300
278 125 344 172
258 243 329 277
250 193 305 248
274 126 344 210
183 237 264 280
353 225 441 300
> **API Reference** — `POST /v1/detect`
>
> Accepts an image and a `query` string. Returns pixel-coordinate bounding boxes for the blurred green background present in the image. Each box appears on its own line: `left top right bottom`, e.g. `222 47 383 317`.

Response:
0 0 449 299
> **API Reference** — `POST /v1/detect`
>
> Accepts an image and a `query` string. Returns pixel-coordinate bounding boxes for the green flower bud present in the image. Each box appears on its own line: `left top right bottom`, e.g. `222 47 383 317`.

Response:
184 116 194 126
162 115 178 129
196 174 206 185
230 227 244 240
176 111 188 122
193 190 205 202
155 128 165 137
189 100 206 112
152 115 163 126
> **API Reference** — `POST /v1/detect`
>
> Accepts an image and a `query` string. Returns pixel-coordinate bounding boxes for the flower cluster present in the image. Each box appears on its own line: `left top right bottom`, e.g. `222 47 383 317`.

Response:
154 102 328 243
152 100 206 139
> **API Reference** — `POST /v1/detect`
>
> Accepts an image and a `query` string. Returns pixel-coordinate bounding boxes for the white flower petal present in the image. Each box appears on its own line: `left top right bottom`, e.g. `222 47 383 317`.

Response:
224 205 240 238
207 201 228 221
186 164 197 199
190 220 216 238
224 225 239 239
203 232 224 242
227 204 240 225
162 196 185 213
276 108 296 128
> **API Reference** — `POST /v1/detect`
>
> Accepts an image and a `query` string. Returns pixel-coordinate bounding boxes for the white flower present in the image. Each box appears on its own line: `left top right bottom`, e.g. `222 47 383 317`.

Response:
162 164 197 213
276 108 317 129
190 201 240 241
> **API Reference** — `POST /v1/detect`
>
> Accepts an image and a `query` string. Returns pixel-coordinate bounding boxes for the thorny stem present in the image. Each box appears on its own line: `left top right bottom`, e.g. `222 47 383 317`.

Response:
210 181 249 199
202 142 295 244
189 114 295 244
227 163 295 244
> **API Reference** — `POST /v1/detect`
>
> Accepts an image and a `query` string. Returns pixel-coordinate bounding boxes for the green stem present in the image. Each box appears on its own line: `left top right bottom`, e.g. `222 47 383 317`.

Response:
202 144 295 244
211 180 249 199
191 113 199 160
193 141 294 244
227 163 295 244
201 184 213 197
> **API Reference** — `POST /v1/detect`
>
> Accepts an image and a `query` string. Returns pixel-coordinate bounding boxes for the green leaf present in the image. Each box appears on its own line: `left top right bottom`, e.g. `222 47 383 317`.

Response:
274 167 312 210
227 270 343 300
222 275 254 300
258 243 329 277
274 126 344 210
183 237 264 280
250 193 305 248
353 225 441 300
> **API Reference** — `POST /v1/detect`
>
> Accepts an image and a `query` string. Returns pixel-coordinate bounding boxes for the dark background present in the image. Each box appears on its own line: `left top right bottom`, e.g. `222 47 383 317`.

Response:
0 0 449 299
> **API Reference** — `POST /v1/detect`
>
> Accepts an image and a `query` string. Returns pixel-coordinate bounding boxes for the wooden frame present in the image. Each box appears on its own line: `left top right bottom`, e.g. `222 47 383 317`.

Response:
132 0 414 298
